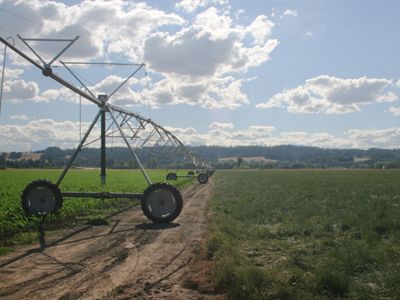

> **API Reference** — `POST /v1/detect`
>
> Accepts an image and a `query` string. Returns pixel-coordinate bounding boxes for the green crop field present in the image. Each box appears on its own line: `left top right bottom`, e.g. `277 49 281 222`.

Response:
0 169 192 246
208 170 400 299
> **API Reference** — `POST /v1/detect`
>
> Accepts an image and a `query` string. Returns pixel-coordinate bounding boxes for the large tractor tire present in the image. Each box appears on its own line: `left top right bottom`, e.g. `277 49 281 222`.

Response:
197 173 209 184
166 172 178 181
141 182 183 223
21 179 63 216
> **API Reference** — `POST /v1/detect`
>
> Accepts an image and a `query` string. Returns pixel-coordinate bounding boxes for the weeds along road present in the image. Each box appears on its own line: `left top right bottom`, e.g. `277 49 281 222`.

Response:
0 181 214 299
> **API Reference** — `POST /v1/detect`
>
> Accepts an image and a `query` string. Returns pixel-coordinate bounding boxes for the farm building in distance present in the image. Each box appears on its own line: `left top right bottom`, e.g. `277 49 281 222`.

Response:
6 152 43 161
353 156 371 163
217 156 278 163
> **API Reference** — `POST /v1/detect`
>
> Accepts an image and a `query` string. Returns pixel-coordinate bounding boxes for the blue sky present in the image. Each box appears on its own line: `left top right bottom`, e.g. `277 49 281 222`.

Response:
0 0 399 151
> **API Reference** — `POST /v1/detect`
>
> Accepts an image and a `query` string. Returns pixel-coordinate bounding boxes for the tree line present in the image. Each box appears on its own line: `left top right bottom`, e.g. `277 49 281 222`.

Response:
2 145 400 169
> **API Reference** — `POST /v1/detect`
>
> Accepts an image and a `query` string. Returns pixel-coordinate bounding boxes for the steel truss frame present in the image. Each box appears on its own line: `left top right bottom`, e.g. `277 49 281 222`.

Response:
0 35 211 202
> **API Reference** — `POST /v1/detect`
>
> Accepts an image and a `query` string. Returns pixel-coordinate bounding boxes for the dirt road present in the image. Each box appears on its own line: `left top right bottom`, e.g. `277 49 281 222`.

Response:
0 181 218 299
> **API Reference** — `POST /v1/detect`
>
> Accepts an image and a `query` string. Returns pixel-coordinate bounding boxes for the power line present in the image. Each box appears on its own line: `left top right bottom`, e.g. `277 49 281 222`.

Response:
145 64 152 119
0 5 150 113
61 62 144 67
0 7 43 27
0 43 7 116
0 7 90 43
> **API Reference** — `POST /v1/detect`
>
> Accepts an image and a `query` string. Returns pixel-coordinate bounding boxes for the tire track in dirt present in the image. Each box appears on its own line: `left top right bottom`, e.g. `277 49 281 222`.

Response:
0 180 216 299
84 183 211 299
115 183 212 299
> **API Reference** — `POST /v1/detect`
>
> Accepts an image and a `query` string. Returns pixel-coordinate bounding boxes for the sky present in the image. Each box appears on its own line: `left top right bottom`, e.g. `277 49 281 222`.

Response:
0 0 399 151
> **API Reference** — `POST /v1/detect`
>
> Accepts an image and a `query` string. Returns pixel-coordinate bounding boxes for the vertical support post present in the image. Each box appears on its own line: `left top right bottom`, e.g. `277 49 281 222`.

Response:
100 109 106 185
0 44 7 116
56 110 102 186
99 94 107 186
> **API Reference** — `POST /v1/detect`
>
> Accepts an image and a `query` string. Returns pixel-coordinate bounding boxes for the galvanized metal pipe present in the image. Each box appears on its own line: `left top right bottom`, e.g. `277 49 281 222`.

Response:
56 110 102 186
0 43 6 115
61 191 144 200
108 108 152 186
100 107 106 185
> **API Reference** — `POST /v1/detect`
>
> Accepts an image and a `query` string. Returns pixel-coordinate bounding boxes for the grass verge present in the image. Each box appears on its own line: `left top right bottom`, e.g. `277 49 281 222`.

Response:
0 169 193 249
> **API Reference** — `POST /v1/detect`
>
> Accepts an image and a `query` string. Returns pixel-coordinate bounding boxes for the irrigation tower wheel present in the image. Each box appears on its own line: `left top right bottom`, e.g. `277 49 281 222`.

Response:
207 170 215 177
21 179 63 215
141 183 183 223
166 172 178 181
197 173 209 184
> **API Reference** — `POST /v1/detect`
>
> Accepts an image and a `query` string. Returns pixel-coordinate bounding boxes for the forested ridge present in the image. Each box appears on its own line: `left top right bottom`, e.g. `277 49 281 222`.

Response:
2 145 400 169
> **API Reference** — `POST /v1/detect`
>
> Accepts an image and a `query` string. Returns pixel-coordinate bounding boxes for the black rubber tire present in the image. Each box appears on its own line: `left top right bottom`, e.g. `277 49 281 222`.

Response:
197 173 209 184
166 172 178 181
21 179 63 216
141 182 183 223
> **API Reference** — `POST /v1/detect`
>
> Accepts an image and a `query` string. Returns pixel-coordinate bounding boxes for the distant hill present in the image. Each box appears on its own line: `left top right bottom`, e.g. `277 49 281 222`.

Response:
2 145 400 169
191 145 400 169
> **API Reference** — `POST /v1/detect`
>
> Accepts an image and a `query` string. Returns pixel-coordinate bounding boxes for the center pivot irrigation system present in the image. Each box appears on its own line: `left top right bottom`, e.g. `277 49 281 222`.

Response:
0 35 214 223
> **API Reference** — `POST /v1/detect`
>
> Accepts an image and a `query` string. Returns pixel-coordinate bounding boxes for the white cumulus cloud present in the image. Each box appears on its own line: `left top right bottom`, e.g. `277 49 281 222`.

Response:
175 0 229 13
0 67 40 102
281 9 298 18
209 122 234 130
256 75 398 114
347 128 400 149
167 122 400 149
0 119 93 151
2 79 40 102
0 1 278 110
0 0 184 62
144 7 277 108
145 7 277 77
3 118 400 150
389 106 400 116
9 114 30 120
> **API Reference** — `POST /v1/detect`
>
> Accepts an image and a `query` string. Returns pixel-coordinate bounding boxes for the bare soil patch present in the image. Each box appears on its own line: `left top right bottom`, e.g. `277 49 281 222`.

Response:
0 181 221 299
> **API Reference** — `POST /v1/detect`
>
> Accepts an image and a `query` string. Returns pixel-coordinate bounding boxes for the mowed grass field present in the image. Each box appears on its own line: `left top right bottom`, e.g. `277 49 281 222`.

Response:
0 169 192 247
208 170 400 299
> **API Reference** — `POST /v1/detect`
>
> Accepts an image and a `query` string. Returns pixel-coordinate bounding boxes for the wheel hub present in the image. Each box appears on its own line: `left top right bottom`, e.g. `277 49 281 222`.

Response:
26 187 56 215
141 183 183 223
